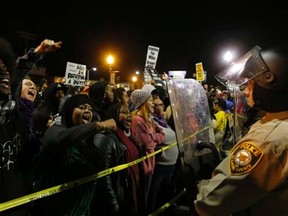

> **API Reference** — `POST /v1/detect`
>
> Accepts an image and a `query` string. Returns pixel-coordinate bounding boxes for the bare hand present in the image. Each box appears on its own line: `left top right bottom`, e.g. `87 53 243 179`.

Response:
34 39 62 55
162 72 169 81
102 119 117 131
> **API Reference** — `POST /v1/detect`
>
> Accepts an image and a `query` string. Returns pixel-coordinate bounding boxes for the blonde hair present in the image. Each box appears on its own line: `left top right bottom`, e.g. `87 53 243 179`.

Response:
131 97 153 127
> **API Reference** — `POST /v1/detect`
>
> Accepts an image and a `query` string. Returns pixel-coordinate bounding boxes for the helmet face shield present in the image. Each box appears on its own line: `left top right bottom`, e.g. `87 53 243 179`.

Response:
215 45 269 90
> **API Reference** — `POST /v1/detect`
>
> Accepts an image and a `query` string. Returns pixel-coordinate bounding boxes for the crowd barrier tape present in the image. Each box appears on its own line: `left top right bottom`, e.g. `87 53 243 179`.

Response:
0 125 211 213
148 188 186 216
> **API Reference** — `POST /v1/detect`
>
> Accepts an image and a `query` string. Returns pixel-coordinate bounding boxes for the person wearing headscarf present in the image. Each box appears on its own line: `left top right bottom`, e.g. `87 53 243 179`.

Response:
0 38 62 216
13 76 43 201
32 94 116 216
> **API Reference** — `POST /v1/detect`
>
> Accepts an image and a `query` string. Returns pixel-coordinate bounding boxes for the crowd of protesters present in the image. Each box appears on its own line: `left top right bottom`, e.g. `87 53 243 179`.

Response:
0 37 184 216
0 36 269 216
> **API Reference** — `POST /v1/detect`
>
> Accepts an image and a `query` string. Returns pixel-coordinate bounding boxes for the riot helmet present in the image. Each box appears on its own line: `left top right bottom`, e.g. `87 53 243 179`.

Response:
215 44 288 112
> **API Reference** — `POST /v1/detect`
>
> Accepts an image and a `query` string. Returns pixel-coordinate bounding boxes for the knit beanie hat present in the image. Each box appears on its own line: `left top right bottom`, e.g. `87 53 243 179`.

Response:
131 89 151 109
142 83 156 94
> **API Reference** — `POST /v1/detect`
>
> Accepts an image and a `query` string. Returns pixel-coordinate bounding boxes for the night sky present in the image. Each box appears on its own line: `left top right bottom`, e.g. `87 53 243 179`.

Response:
2 1 288 85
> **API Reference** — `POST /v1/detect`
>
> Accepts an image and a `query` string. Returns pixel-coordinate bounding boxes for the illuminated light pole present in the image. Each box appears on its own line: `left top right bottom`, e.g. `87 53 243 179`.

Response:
134 70 142 86
106 55 116 85
86 67 97 85
132 75 137 82
223 51 233 62
131 75 138 89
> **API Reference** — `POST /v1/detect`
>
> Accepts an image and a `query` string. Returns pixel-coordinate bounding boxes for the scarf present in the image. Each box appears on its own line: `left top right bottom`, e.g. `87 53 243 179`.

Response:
18 97 35 130
153 114 168 128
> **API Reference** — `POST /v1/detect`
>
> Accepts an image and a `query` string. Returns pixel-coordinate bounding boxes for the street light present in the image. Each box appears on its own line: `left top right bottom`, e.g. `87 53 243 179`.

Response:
223 51 233 62
131 75 137 90
106 55 116 85
106 55 114 71
132 75 137 82
87 67 97 85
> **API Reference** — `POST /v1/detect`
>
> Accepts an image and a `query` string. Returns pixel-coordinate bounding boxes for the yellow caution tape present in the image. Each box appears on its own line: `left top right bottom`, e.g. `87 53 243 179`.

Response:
0 125 211 212
148 188 186 216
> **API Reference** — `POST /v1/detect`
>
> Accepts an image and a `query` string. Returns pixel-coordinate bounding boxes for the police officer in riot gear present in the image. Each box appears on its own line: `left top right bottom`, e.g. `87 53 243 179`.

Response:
194 44 288 215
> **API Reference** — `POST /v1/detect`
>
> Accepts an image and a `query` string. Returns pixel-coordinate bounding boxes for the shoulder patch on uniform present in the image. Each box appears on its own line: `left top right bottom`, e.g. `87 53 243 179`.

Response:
229 142 263 175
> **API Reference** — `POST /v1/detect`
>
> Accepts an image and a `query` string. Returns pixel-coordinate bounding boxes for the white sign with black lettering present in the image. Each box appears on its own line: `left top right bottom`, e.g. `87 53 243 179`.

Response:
65 62 86 86
145 45 160 69
144 45 160 83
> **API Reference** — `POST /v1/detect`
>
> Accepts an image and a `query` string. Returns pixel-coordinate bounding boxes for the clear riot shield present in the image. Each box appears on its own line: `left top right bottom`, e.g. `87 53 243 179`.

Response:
167 78 219 214
221 85 248 155
230 88 247 143
167 78 215 163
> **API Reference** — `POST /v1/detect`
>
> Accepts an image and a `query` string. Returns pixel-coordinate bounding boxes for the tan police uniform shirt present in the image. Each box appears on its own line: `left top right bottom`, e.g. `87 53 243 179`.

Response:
195 112 288 216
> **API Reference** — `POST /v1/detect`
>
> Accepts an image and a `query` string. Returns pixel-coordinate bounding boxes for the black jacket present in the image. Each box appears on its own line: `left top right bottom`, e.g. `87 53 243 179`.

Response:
91 131 127 215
